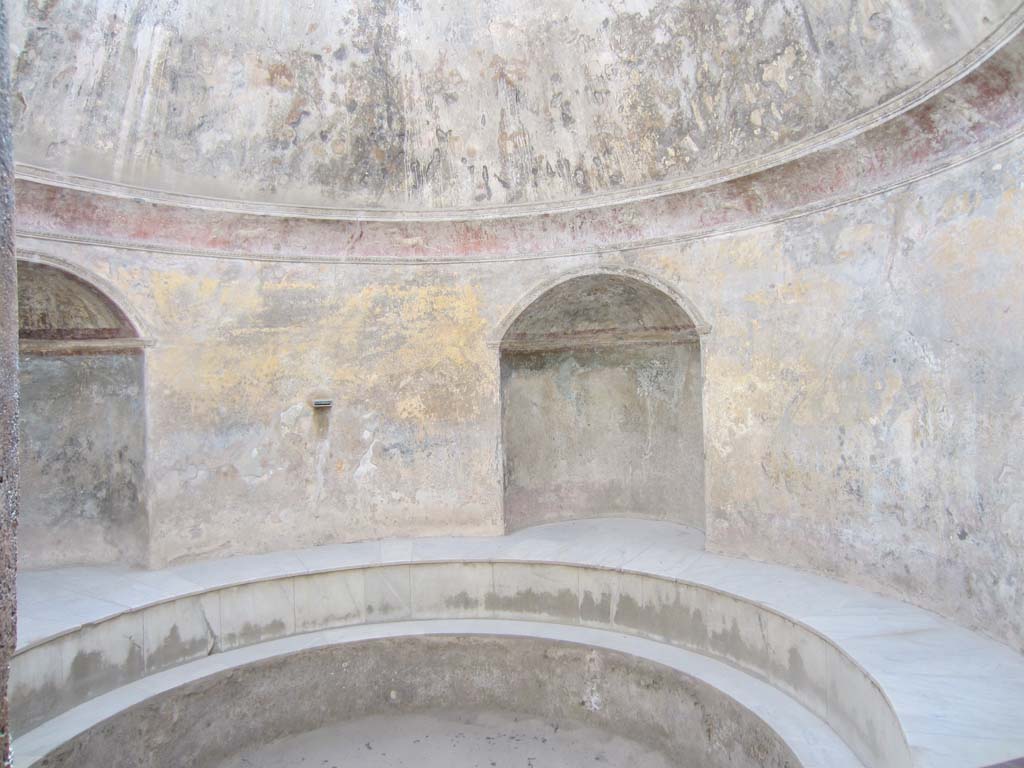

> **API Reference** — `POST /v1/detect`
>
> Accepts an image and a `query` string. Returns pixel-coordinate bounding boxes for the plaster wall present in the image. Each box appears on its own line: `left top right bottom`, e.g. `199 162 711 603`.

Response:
502 343 703 530
16 262 135 340
136 266 504 564
689 141 1024 658
18 353 146 569
8 0 1024 214
9 38 1024 653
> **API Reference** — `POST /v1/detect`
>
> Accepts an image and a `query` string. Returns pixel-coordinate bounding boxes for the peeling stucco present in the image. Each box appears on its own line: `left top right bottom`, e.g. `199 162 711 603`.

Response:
7 2 1024 661
8 0 1024 213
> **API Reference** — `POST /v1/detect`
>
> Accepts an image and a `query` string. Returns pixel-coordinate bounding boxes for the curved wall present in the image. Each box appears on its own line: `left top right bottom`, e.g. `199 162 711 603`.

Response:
10 32 1024 654
8 0 1024 214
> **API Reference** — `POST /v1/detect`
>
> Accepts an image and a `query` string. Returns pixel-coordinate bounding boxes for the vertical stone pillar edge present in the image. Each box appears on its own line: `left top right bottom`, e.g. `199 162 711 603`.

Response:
0 0 19 764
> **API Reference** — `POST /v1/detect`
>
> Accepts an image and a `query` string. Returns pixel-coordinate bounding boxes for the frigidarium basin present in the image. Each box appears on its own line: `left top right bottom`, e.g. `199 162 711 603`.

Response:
12 520 1024 768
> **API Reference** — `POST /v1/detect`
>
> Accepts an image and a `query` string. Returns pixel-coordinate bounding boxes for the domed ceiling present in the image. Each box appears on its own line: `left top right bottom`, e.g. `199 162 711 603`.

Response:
9 0 1024 218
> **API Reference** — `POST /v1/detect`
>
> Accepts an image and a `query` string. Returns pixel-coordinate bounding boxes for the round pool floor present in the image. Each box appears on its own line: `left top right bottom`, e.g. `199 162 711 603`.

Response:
217 709 674 768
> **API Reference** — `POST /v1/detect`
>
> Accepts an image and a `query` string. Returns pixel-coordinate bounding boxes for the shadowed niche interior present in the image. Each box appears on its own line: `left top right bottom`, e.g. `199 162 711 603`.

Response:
500 274 704 531
16 261 148 569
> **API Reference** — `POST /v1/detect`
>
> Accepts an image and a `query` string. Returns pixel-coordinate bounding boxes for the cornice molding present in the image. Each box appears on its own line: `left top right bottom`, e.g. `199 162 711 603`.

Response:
15 124 1024 268
19 338 155 356
500 328 702 353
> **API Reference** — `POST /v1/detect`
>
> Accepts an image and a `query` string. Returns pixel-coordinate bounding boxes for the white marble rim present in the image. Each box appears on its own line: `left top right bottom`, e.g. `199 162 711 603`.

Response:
10 619 867 768
15 518 1024 768
2 558 929 768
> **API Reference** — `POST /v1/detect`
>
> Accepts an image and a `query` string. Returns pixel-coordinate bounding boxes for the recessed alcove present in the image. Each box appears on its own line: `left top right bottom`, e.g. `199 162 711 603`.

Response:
500 274 705 531
16 261 148 569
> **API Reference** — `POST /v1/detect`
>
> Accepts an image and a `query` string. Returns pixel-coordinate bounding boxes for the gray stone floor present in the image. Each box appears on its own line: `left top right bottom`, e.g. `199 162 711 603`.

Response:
217 710 673 768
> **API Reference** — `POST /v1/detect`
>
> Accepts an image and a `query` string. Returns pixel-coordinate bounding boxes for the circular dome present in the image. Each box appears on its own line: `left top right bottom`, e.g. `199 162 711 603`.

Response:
9 0 1024 218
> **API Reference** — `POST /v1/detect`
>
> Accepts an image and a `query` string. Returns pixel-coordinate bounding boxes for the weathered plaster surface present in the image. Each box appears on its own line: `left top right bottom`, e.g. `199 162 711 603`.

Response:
12 31 1024 249
7 0 1024 214
501 273 697 347
139 269 502 564
7 12 1024 657
686 140 1024 658
14 261 146 569
16 262 135 341
500 275 704 530
18 354 147 569
13 123 1024 651
503 344 704 531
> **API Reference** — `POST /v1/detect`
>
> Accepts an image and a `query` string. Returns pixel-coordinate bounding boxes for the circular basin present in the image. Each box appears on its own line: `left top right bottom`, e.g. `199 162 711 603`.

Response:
37 635 801 768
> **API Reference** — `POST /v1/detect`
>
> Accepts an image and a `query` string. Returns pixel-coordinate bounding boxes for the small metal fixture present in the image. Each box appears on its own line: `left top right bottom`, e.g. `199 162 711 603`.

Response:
312 399 333 409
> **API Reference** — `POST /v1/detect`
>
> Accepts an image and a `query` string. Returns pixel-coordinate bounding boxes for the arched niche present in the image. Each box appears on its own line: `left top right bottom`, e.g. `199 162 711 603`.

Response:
17 261 148 568
500 273 705 532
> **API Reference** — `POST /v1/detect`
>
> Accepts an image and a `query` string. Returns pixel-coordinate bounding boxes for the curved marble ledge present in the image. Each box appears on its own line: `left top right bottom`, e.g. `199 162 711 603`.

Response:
12 620 862 768
13 519 1024 768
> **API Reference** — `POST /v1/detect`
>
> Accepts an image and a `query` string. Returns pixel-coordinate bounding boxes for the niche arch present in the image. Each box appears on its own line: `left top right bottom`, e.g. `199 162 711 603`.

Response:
500 271 706 531
15 251 151 341
491 266 710 347
17 260 149 568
